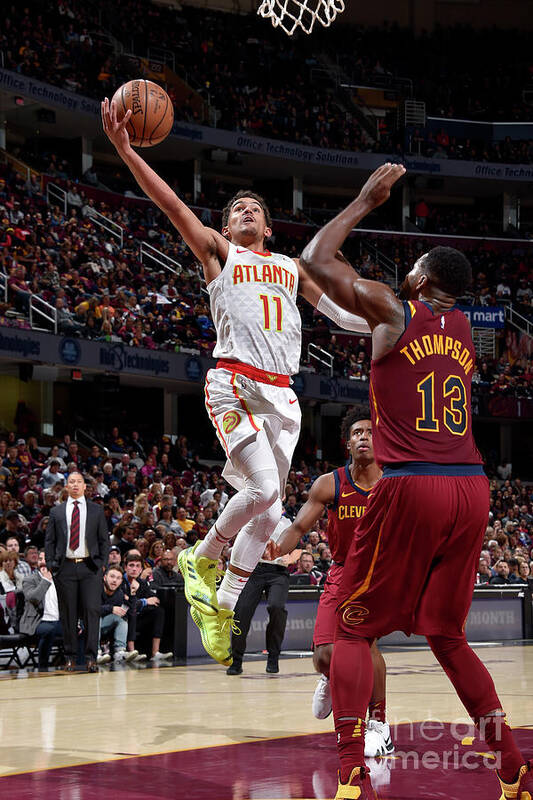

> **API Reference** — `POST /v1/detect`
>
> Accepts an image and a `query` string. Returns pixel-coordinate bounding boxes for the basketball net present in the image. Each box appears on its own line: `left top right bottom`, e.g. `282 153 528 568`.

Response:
257 0 345 36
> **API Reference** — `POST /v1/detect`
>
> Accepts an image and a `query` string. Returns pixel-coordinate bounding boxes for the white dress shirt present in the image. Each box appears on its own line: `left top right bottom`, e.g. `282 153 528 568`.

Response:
66 495 89 558
41 576 60 622
200 488 229 509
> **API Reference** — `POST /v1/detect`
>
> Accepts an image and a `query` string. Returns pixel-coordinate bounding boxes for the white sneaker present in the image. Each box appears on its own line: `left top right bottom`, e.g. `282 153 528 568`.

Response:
151 651 173 661
124 649 139 662
133 652 148 662
97 651 111 665
312 674 332 719
364 720 394 757
114 649 138 663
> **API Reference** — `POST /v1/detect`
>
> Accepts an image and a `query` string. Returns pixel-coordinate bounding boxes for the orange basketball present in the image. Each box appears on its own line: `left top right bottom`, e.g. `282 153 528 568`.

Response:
111 79 174 148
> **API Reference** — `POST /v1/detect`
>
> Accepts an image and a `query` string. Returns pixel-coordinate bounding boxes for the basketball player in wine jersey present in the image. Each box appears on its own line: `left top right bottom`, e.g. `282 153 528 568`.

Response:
300 163 533 800
273 412 393 759
101 98 370 666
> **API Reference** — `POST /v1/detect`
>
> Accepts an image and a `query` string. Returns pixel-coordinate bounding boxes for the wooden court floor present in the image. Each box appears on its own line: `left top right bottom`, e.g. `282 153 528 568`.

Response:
1 644 532 799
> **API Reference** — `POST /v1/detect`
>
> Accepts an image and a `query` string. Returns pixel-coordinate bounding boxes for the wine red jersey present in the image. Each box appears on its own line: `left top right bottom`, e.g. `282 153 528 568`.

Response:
326 464 372 563
370 300 482 467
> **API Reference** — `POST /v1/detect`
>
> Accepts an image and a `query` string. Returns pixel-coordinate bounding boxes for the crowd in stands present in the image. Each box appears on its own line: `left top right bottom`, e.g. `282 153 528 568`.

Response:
0 425 532 667
2 1 533 163
0 162 218 355
1 157 532 402
478 470 533 588
402 129 533 166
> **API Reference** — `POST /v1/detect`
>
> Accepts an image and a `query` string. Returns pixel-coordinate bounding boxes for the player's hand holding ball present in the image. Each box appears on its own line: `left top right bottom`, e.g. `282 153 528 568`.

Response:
101 79 174 153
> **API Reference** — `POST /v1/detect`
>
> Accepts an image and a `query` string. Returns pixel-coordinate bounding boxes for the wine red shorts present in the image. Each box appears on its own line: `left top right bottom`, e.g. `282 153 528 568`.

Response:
313 563 344 647
335 469 489 640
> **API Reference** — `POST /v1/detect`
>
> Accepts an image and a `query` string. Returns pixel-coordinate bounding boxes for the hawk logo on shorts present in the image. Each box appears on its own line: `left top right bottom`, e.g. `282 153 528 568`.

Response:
222 410 241 434
342 603 370 627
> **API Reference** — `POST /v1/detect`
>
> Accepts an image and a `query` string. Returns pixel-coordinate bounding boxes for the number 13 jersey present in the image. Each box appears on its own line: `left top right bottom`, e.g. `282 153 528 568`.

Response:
370 300 483 466
208 242 302 376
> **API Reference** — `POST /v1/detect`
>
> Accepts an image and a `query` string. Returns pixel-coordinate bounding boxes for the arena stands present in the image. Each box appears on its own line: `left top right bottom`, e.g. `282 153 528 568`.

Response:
1 155 531 403
0 428 531 590
2 2 533 162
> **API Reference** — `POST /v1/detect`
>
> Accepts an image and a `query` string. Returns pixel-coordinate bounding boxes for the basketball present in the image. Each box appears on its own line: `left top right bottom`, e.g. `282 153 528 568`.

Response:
111 79 174 148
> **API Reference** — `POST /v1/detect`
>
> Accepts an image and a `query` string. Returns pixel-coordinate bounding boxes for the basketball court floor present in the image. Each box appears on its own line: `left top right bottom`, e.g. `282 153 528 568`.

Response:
1 644 532 799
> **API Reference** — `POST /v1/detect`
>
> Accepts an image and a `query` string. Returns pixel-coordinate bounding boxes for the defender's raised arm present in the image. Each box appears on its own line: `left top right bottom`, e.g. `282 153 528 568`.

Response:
300 164 406 331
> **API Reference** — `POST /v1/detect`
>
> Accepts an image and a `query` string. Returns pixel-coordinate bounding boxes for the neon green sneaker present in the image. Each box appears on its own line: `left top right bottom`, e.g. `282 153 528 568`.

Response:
190 607 239 667
178 541 218 616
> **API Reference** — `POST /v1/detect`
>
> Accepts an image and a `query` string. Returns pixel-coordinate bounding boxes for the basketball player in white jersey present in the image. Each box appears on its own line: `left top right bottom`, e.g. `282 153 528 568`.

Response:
102 98 370 665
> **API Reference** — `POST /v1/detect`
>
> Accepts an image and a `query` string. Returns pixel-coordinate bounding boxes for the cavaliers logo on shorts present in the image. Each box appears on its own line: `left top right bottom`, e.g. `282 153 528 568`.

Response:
342 602 370 627
222 410 241 434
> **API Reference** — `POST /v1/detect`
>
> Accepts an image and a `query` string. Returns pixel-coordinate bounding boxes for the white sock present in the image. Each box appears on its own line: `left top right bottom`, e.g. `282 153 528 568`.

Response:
195 525 232 561
217 569 250 611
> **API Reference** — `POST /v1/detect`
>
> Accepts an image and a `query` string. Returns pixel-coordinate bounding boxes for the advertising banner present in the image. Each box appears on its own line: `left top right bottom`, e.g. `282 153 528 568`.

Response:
2 68 533 181
184 592 527 655
457 305 506 329
0 326 370 403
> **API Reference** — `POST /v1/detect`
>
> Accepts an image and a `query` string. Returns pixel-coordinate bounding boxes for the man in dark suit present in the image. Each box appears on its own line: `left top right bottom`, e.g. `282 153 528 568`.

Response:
45 471 109 671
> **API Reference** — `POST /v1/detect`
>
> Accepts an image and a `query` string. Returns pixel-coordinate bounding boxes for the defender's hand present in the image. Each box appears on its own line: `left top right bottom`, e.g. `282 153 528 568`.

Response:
357 163 406 210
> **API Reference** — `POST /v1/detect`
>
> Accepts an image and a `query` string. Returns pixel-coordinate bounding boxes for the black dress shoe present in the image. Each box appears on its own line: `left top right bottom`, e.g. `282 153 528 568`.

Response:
226 662 243 675
266 659 279 674
86 659 98 673
64 658 76 672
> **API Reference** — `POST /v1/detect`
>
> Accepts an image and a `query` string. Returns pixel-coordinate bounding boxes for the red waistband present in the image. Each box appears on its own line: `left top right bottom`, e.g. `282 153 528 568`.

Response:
216 359 290 387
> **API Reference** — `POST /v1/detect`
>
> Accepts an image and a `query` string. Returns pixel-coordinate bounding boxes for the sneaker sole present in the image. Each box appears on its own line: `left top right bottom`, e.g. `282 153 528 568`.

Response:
178 548 218 616
190 607 232 667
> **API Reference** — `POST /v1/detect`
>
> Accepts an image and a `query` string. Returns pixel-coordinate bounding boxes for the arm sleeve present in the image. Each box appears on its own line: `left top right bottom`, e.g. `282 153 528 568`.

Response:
316 293 371 333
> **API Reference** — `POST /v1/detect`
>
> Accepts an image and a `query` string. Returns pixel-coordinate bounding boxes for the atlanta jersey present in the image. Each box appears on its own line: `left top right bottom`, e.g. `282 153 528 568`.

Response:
208 242 301 376
370 300 482 467
327 464 372 564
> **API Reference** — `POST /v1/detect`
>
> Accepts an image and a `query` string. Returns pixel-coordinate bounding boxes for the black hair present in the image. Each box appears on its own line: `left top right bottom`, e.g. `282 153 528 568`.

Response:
221 190 272 229
341 410 372 443
423 247 472 297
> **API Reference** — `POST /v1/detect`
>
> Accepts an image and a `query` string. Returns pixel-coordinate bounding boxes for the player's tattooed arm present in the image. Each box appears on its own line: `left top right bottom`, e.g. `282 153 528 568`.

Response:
275 474 335 556
101 97 227 282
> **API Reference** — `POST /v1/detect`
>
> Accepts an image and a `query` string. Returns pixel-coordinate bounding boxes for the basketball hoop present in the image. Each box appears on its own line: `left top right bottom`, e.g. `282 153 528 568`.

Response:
257 0 345 36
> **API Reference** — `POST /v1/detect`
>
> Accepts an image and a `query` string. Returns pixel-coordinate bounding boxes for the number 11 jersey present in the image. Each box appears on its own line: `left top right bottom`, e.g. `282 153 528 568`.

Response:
208 242 301 376
370 300 482 466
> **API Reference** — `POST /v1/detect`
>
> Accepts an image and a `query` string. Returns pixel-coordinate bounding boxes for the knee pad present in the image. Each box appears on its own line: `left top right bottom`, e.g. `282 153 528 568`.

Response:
246 473 279 518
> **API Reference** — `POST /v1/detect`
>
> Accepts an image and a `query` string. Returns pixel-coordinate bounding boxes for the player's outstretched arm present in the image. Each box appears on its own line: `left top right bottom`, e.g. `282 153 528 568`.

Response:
101 98 227 282
275 474 335 556
297 259 370 333
300 164 405 325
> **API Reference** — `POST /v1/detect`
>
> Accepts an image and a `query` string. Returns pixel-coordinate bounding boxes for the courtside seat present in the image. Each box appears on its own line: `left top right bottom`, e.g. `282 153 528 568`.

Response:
0 633 38 668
